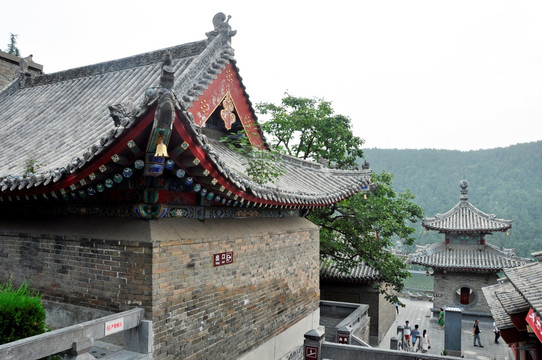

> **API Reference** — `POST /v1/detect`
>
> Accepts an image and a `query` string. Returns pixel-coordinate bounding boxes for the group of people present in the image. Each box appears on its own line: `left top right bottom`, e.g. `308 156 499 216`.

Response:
403 320 430 353
473 319 501 347
401 311 502 353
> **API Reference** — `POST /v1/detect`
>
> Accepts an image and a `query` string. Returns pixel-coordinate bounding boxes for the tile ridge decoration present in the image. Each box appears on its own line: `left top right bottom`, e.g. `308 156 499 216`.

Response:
177 42 235 109
20 40 208 89
0 78 20 98
176 13 238 107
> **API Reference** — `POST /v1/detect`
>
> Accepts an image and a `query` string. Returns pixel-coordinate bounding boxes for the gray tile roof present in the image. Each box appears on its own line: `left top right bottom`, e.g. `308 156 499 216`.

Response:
495 284 530 315
0 15 371 207
422 180 512 233
505 261 542 314
320 260 381 284
202 138 371 205
0 39 208 191
409 242 529 271
482 281 522 330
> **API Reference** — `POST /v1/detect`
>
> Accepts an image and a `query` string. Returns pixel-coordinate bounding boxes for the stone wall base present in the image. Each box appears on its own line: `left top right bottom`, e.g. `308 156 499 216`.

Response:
238 309 320 360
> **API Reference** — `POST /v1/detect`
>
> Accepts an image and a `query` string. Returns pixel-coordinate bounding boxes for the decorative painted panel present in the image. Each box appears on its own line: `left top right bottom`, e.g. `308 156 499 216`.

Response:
187 63 264 149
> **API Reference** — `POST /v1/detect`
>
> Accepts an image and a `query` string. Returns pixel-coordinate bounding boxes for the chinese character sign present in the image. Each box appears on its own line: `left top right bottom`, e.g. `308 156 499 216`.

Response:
105 318 125 336
213 251 234 267
526 308 542 343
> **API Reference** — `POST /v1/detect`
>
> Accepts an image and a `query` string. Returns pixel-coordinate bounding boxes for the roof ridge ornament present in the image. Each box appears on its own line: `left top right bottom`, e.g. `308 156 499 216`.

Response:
160 51 175 90
17 55 34 88
109 99 136 127
206 12 237 43
460 179 469 202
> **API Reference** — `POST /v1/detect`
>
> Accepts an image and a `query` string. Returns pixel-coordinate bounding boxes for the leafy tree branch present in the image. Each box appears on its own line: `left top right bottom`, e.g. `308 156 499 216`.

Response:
257 93 423 303
221 130 284 185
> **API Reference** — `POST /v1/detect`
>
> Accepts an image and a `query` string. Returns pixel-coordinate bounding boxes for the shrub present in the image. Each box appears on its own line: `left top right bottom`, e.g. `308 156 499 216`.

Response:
0 279 46 344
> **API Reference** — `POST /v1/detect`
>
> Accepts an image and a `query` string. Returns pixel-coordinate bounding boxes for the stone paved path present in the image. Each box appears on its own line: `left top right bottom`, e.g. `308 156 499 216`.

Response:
380 297 512 359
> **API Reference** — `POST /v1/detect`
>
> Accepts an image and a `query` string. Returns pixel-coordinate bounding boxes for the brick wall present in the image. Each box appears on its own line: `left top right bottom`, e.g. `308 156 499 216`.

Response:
150 217 320 359
0 215 319 359
0 225 153 313
433 270 497 314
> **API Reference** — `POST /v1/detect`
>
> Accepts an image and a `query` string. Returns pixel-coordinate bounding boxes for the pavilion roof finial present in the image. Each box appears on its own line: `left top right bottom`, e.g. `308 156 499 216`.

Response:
460 179 469 202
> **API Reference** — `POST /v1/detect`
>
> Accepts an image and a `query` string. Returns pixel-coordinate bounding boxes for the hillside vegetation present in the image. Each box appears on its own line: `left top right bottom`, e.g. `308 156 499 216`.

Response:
363 141 542 258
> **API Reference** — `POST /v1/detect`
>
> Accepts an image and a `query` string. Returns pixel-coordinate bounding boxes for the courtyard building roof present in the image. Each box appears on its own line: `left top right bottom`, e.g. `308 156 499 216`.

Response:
482 256 542 350
320 260 381 284
482 281 528 330
504 261 542 315
0 13 370 218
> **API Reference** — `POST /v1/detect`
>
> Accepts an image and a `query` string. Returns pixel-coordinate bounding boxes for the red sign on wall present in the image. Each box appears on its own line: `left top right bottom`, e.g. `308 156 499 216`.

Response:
104 318 124 336
213 251 234 267
526 308 542 343
305 346 318 360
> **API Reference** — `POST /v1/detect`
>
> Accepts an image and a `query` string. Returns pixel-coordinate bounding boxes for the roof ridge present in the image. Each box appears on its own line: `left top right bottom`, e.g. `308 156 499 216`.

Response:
19 40 209 89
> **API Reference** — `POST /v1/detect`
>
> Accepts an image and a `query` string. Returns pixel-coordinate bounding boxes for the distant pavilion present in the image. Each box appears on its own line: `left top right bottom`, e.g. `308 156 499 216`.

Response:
409 180 529 316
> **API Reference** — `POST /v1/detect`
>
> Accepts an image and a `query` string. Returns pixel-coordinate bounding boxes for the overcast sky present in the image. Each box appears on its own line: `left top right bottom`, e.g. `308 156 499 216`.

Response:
2 0 541 151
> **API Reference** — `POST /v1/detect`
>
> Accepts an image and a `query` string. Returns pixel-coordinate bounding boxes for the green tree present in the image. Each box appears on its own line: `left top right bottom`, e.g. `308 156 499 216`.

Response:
311 172 423 301
257 94 364 169
6 33 20 57
257 94 423 302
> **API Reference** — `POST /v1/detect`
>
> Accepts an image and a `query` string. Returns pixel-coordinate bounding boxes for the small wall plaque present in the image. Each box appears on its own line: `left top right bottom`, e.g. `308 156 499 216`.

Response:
337 334 349 344
213 251 234 267
305 346 318 359
105 318 124 336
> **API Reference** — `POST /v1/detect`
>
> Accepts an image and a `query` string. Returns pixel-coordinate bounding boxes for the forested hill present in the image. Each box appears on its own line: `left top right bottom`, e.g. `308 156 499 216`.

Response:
362 141 542 258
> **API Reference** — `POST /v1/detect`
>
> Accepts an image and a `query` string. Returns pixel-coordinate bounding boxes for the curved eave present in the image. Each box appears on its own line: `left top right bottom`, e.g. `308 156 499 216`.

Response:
0 108 155 199
409 242 529 273
422 225 511 234
170 113 371 208
410 262 508 272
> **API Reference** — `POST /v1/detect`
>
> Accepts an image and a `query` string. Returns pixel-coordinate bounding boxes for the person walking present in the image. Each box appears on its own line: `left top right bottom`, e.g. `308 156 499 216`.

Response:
411 324 421 352
493 321 501 344
420 329 431 353
404 320 412 349
395 301 399 314
473 319 484 347
438 308 445 329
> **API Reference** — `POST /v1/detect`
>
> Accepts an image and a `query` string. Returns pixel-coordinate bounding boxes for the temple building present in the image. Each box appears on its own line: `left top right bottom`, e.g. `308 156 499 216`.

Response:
482 252 542 360
0 13 371 359
409 180 529 316
320 261 395 346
